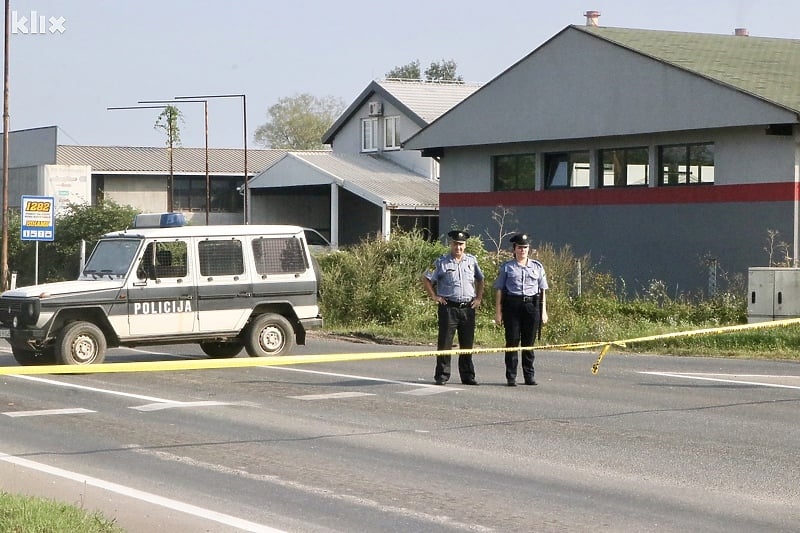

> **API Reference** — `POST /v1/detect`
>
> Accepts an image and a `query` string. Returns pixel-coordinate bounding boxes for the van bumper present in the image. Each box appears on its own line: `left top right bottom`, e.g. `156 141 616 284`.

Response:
300 316 323 330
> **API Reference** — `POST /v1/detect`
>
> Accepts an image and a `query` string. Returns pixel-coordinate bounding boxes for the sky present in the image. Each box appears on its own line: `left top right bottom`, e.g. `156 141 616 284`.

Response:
5 0 799 150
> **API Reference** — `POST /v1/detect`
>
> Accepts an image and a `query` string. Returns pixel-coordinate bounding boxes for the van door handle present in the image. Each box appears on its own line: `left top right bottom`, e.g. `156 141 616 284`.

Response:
238 291 251 297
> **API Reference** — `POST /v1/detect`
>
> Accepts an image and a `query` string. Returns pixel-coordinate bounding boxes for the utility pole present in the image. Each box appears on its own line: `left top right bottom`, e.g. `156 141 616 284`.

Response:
2 0 11 290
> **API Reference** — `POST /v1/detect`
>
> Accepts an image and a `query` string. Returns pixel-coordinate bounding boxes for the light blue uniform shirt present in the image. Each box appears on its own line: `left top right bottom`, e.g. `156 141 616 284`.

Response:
493 259 548 296
424 253 485 302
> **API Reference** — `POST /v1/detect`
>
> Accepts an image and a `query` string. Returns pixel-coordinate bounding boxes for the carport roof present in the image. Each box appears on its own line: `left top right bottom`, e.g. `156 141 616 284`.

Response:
249 152 439 210
56 144 287 175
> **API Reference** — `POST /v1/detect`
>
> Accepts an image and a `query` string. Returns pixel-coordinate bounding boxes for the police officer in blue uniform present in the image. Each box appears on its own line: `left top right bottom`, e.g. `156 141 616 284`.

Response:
422 230 485 385
493 233 549 386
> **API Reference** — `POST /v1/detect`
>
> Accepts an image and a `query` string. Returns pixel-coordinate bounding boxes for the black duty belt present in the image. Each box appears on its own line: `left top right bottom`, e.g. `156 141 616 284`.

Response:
445 299 473 308
504 294 538 303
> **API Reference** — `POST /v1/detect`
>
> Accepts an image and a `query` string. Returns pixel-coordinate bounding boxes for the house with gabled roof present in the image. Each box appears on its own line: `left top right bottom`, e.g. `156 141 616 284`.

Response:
404 20 800 294
248 79 481 246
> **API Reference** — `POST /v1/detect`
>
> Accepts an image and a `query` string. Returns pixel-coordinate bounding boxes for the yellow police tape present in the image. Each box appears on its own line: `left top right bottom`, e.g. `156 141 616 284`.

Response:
1 317 798 376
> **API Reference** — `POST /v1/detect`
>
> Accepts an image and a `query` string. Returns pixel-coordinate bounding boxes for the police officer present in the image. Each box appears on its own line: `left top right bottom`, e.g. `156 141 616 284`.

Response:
422 230 485 385
493 233 549 386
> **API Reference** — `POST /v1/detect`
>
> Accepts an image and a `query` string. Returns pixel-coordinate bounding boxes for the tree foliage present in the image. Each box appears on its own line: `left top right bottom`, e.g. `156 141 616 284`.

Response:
8 201 139 286
386 59 463 82
254 93 346 149
385 60 421 80
154 105 184 147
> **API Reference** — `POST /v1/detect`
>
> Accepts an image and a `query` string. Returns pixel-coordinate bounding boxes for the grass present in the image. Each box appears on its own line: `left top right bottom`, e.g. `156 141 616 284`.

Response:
0 491 124 532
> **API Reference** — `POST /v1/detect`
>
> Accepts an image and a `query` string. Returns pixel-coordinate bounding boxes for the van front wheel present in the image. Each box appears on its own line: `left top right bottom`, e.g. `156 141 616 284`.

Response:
56 321 107 365
245 313 294 357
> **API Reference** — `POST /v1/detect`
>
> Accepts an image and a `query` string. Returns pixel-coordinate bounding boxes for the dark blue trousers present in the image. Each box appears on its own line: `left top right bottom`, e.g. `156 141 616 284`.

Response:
434 304 476 382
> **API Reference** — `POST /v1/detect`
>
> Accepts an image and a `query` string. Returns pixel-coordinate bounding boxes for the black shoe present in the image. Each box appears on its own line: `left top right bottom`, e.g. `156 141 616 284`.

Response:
434 379 446 385
461 379 479 386
507 380 517 387
524 380 538 386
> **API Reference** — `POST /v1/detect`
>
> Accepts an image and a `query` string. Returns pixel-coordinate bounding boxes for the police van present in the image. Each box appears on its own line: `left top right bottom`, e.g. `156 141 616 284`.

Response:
0 213 323 365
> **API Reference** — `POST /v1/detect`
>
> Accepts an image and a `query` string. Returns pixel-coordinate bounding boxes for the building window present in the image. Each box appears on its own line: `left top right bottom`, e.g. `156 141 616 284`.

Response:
544 151 590 189
600 147 649 187
492 154 536 191
361 118 378 152
384 116 400 150
659 143 714 185
174 176 243 212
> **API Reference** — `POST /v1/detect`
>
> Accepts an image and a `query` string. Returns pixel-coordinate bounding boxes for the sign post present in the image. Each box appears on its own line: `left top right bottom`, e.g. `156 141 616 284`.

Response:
21 195 55 285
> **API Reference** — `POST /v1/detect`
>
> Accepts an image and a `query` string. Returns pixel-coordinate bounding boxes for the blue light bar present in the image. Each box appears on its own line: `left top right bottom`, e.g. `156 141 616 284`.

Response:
133 212 187 228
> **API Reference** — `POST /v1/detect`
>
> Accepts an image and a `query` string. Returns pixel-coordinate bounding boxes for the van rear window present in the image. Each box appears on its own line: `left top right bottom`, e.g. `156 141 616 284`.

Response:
199 239 244 276
252 237 308 274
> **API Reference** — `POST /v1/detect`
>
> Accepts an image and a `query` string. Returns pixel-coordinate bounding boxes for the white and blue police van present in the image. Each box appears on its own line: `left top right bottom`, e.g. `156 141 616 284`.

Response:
0 213 323 365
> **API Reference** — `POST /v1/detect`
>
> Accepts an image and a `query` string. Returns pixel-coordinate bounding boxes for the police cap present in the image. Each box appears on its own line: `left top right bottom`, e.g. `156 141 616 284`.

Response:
510 233 531 246
447 230 470 243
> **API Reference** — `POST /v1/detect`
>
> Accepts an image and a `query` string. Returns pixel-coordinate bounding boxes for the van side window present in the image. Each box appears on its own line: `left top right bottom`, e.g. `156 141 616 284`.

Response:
137 241 188 279
252 237 308 274
199 239 244 276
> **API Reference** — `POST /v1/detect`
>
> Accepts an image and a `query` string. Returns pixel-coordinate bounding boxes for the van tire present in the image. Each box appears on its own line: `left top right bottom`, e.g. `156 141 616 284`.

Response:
200 341 243 358
245 313 294 357
56 321 107 365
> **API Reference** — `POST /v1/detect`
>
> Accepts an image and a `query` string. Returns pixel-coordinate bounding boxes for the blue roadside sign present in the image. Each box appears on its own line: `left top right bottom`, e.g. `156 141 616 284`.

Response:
21 195 55 242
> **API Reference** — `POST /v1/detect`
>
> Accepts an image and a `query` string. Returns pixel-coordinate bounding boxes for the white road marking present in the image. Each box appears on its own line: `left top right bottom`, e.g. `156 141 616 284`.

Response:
290 392 375 400
131 400 234 412
400 387 459 396
640 371 800 390
12 374 181 403
265 365 461 392
0 451 284 533
3 408 95 417
130 446 493 532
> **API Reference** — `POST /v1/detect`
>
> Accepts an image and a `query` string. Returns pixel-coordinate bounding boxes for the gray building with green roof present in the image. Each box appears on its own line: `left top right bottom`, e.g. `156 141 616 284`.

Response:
405 23 800 295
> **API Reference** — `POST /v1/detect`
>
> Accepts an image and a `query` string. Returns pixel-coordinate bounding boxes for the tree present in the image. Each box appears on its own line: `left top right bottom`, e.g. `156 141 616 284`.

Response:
386 60 421 80
153 105 184 212
424 59 463 82
254 94 346 150
386 59 463 82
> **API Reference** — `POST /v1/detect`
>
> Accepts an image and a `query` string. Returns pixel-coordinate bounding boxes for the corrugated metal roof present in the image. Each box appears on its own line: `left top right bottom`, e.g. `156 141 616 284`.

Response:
322 79 481 144
56 145 289 174
377 79 482 123
576 25 800 112
251 152 439 210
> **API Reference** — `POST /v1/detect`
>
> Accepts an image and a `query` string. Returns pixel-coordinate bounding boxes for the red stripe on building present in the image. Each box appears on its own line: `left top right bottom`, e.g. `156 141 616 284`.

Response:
440 182 797 207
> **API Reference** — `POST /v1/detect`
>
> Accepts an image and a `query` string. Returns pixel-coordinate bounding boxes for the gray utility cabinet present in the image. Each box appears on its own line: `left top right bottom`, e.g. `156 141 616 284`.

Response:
747 267 800 323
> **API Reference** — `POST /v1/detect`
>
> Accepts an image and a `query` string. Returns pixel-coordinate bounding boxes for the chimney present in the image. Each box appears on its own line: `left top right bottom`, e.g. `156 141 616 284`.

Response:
584 10 601 27
734 28 749 36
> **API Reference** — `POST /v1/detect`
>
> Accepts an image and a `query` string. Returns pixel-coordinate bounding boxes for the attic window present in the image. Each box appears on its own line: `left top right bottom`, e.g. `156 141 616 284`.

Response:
361 118 378 152
384 117 400 150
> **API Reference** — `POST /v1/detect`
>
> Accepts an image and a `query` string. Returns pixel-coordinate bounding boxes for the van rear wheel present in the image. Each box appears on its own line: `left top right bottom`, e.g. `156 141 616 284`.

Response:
55 321 107 365
245 313 294 357
200 341 243 358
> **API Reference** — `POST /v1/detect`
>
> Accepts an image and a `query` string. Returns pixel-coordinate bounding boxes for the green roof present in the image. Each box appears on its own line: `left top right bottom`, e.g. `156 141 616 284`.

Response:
575 25 800 113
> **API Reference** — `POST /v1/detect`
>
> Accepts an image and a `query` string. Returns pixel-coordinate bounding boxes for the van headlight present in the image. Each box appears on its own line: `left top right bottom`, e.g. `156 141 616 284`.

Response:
17 300 40 326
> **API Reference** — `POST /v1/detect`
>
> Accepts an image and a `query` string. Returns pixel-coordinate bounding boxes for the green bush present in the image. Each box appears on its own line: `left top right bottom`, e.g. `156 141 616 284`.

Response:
315 227 774 358
8 201 139 286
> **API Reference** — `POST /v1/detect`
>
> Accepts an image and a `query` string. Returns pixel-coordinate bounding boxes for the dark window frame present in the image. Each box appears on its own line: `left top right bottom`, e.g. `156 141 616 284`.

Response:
492 154 536 191
599 147 649 188
544 151 590 189
658 143 715 186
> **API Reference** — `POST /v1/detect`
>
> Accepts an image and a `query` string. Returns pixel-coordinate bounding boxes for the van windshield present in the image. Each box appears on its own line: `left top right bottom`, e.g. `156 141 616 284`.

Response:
82 238 142 279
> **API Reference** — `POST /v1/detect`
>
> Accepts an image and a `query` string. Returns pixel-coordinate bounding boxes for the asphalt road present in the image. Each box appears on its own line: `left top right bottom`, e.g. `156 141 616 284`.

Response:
1 336 799 532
